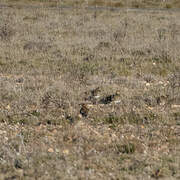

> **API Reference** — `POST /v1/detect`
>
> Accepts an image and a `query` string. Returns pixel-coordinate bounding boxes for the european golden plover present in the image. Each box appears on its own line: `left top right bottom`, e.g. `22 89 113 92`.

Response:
113 91 121 104
65 114 74 124
85 87 101 104
91 87 101 97
80 103 89 117
100 90 121 104
156 95 168 106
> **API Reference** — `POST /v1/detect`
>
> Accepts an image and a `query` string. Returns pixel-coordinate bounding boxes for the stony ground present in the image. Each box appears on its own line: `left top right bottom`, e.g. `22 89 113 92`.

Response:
0 1 180 179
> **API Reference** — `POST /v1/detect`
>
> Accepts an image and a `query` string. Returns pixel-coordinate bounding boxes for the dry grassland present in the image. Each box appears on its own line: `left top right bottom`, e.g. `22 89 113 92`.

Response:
2 0 180 8
0 2 180 180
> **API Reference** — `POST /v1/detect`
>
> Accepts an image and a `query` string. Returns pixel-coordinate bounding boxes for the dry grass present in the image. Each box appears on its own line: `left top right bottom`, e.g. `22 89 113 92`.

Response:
2 0 180 8
0 2 180 180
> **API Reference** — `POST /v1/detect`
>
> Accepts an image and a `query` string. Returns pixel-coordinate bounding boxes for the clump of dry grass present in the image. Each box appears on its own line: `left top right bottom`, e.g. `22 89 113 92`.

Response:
0 3 180 180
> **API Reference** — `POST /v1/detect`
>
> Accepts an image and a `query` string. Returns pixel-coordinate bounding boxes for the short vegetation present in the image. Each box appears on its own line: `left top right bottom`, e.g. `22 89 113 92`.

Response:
0 1 180 179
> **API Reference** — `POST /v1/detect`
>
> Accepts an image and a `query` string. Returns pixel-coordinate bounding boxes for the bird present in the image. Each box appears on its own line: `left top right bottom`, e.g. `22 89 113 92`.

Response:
85 87 101 104
79 103 89 117
156 95 168 106
65 114 74 124
100 90 121 104
91 87 101 97
113 91 121 104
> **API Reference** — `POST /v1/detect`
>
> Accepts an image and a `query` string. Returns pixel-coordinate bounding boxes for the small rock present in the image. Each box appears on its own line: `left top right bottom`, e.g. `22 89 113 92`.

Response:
62 149 69 155
48 148 54 153
146 83 150 87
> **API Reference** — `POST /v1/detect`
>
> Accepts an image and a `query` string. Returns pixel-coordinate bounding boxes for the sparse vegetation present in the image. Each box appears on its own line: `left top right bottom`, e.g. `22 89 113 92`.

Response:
0 1 180 179
3 0 180 9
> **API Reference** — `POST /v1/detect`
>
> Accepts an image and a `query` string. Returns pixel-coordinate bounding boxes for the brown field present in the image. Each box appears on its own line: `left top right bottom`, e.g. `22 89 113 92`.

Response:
2 0 180 8
0 1 180 179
